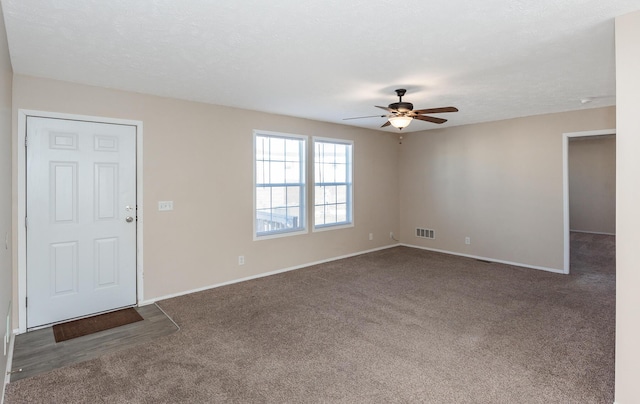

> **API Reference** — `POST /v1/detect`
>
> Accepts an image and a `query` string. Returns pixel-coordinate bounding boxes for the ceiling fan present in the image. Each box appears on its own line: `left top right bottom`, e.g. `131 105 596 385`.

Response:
344 89 458 130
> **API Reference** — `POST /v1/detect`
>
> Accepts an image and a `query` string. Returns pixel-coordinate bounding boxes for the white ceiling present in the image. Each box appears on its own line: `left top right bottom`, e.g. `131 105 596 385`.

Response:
2 0 638 132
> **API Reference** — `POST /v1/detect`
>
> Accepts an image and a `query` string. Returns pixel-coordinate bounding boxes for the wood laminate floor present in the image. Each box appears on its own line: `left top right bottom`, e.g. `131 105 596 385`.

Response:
10 304 179 382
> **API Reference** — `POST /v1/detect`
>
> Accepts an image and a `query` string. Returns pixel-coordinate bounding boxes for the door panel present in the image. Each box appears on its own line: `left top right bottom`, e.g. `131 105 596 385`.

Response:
95 163 118 220
95 237 118 287
51 162 78 222
50 241 78 295
26 117 137 329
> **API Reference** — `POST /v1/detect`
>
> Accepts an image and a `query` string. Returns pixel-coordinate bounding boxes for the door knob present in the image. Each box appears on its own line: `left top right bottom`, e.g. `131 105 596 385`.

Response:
126 216 134 223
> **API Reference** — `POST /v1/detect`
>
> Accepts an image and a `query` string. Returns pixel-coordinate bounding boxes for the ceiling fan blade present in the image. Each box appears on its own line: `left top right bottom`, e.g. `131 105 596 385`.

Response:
376 105 397 113
412 106 459 115
381 121 391 128
414 115 448 124
343 114 386 121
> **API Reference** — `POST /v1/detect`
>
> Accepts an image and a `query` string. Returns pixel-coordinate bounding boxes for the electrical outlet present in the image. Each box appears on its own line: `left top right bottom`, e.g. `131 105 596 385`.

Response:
369 233 373 241
390 232 394 239
238 255 245 265
465 237 471 245
158 201 174 211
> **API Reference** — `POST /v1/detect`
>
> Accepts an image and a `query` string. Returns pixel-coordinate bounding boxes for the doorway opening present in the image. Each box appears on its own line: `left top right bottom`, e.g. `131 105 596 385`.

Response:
562 129 616 274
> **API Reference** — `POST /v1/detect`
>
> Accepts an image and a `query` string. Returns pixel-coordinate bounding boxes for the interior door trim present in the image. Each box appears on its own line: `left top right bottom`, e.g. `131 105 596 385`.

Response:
561 128 616 275
17 109 144 334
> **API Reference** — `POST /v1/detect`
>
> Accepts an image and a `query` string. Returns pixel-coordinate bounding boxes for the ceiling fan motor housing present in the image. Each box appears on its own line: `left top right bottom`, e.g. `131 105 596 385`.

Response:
391 89 412 112
389 102 414 113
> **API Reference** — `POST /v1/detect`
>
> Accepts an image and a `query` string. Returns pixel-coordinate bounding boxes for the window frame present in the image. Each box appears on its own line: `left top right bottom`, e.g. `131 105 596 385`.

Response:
253 130 308 240
312 136 354 232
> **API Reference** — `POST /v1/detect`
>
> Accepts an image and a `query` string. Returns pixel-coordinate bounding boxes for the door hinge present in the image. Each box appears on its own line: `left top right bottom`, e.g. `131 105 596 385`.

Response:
25 136 27 147
25 216 27 229
25 297 27 308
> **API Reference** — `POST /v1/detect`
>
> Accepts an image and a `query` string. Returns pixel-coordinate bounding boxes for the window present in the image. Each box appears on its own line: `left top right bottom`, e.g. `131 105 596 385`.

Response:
254 131 307 238
314 138 353 229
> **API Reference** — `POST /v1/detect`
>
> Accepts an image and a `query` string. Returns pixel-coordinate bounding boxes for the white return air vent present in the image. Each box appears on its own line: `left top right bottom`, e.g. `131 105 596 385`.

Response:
416 228 435 239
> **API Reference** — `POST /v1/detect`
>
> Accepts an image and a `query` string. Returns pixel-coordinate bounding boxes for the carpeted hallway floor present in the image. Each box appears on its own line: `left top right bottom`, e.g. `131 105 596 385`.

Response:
4 233 615 403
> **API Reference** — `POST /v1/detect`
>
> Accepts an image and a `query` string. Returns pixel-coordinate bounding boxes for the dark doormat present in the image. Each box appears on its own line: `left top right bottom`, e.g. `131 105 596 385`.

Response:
52 308 143 343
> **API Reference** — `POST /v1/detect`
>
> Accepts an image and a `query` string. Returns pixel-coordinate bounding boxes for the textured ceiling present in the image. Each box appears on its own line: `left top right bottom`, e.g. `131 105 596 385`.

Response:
2 0 638 132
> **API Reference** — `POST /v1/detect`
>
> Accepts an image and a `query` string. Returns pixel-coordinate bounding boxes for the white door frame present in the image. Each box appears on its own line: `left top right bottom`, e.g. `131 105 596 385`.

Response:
17 109 144 333
562 128 616 274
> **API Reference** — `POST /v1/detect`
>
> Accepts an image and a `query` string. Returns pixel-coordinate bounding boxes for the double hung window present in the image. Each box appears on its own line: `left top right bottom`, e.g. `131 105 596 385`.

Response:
313 138 353 229
254 131 307 238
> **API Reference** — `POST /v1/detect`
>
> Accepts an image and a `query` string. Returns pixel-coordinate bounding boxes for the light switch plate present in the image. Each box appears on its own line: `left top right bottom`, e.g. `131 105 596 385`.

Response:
158 201 174 211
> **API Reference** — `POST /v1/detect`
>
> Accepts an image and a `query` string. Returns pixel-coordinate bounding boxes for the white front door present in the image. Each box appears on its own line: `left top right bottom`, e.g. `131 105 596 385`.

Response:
26 116 137 329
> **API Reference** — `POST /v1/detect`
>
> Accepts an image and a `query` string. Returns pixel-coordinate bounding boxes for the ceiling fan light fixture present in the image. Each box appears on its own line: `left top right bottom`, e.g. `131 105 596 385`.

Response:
343 89 457 129
389 115 413 130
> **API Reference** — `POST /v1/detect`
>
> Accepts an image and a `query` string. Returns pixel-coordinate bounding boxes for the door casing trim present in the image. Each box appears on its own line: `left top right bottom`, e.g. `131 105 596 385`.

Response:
17 109 144 333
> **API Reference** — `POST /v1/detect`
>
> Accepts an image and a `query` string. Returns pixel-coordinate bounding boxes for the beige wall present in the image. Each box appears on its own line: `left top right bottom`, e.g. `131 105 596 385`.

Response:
0 5 13 387
11 75 400 313
569 136 616 234
615 10 640 404
398 107 615 271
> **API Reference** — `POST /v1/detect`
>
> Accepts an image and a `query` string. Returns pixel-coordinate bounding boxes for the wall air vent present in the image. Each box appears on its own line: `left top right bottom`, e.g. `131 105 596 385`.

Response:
416 228 435 239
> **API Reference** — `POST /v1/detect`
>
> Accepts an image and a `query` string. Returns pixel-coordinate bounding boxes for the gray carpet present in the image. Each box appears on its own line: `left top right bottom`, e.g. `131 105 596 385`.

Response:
4 233 614 403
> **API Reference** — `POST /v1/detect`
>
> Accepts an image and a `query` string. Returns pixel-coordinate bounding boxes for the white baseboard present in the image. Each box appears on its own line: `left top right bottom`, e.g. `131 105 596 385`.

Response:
570 229 615 236
401 243 566 274
141 243 401 305
142 241 566 306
